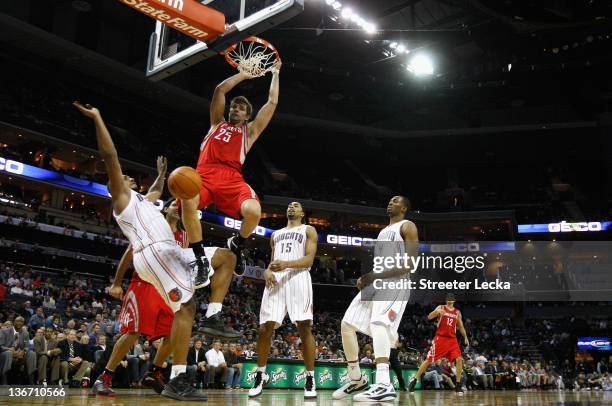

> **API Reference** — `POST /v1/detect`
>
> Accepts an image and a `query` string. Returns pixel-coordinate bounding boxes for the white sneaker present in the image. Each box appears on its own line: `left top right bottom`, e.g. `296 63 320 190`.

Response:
248 371 269 398
304 374 317 398
353 383 396 402
332 374 369 399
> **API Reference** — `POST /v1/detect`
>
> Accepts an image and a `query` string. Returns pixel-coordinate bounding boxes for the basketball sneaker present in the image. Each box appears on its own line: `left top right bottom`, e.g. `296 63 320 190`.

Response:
143 369 166 394
332 374 369 399
197 313 241 339
353 383 396 402
248 371 269 397
304 374 317 398
227 235 247 276
161 372 208 401
191 255 213 289
92 373 114 397
408 377 417 393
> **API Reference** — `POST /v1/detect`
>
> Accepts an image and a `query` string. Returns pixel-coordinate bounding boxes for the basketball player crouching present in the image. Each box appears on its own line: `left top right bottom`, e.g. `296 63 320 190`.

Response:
249 202 318 399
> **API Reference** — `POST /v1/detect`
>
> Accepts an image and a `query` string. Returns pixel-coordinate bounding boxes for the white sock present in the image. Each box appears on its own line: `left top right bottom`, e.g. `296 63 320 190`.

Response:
348 361 362 381
171 364 186 379
306 370 314 377
205 302 222 318
257 366 266 373
376 363 390 385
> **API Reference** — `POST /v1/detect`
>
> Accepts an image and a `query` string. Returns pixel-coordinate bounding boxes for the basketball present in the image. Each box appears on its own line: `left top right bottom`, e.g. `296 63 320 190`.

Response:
168 166 201 200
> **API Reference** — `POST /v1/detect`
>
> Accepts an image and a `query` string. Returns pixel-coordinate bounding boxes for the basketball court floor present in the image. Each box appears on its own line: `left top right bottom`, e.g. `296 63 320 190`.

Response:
2 389 609 405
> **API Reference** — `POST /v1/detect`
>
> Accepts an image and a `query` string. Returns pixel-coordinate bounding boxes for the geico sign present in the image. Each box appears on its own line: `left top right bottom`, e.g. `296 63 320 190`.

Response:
224 217 267 236
578 340 610 348
326 235 374 247
0 158 24 175
548 221 602 232
430 243 480 253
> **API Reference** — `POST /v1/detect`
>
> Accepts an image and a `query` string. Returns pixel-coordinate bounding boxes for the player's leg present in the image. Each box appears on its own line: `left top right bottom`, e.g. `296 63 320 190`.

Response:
93 333 139 396
454 356 464 394
181 191 213 288
408 358 432 393
198 248 240 338
296 320 317 398
248 321 276 397
332 294 371 400
238 198 261 239
143 336 172 394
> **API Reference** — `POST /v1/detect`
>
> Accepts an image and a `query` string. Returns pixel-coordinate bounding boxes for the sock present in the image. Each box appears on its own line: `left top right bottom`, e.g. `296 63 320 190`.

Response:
257 366 266 373
376 363 390 385
306 370 314 377
171 364 186 379
189 242 205 258
348 361 361 381
205 302 222 318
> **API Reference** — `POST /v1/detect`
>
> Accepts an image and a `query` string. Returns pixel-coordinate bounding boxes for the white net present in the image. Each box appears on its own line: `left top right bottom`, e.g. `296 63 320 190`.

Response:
225 39 279 77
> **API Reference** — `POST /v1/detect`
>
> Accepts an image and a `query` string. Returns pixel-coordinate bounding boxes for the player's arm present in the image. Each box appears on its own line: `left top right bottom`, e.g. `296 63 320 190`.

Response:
109 245 133 299
427 305 442 320
269 225 317 271
263 232 277 288
73 102 130 213
210 72 254 125
457 311 469 347
247 62 281 147
145 156 168 203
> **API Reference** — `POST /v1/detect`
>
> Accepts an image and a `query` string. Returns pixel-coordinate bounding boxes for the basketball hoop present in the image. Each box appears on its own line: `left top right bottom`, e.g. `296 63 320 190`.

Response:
223 37 280 77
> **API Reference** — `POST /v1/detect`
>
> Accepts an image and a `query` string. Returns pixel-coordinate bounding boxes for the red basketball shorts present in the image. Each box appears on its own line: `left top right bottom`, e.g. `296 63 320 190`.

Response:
119 272 174 341
426 335 462 363
197 164 259 219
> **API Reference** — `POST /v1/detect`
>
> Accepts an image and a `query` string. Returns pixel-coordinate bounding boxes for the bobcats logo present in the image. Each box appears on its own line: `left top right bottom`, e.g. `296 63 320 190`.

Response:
168 288 182 302
319 370 332 384
388 309 397 322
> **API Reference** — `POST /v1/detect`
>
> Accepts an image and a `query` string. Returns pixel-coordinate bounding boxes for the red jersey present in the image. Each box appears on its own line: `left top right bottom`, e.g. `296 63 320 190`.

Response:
435 306 460 338
173 229 188 248
197 121 250 173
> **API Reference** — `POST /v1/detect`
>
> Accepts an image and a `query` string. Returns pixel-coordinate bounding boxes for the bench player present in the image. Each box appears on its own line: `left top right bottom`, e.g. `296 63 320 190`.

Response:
333 196 418 402
182 62 281 287
408 293 469 395
248 202 318 399
74 101 205 401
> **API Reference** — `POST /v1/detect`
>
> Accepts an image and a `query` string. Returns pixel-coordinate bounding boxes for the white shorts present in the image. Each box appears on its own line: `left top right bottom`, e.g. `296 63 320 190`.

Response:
259 269 313 328
341 286 409 343
132 241 194 313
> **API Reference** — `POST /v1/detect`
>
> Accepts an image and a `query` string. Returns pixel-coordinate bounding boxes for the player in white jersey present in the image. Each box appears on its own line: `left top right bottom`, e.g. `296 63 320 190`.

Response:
333 196 418 402
73 101 206 401
249 202 318 399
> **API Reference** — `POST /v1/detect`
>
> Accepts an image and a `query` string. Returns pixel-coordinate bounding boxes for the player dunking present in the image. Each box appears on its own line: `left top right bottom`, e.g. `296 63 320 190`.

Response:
333 196 418 402
74 102 204 401
248 202 318 399
182 62 282 288
408 293 469 395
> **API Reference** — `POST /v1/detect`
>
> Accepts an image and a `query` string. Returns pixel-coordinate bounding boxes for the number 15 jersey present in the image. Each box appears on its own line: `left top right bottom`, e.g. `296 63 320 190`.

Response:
272 224 310 273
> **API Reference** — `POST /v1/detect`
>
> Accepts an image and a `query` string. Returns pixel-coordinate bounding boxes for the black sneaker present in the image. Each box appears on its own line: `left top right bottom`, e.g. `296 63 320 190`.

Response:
191 255 211 289
143 369 166 394
198 313 241 339
227 236 246 276
92 373 115 397
408 377 417 394
455 384 464 395
304 375 317 398
161 372 208 401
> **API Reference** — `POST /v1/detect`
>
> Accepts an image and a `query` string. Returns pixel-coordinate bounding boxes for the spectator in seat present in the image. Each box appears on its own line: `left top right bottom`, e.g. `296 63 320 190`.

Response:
34 327 61 385
187 339 207 389
205 340 227 389
360 349 374 364
0 316 36 384
28 307 46 331
58 329 91 387
423 360 444 389
224 342 242 389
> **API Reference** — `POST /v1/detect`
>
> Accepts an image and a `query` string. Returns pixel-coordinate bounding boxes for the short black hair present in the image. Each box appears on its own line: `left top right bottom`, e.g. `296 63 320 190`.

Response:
399 195 411 211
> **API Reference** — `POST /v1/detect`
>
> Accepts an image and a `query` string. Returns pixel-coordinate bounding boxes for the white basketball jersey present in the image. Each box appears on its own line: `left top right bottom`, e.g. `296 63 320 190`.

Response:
272 224 309 272
373 219 408 273
113 190 175 252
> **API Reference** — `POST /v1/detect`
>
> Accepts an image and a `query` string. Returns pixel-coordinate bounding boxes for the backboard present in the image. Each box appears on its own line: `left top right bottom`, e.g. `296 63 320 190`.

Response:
146 0 304 81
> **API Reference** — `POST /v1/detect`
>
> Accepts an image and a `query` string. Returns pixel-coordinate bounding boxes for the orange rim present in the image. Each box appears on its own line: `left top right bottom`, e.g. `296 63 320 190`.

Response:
223 36 280 68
